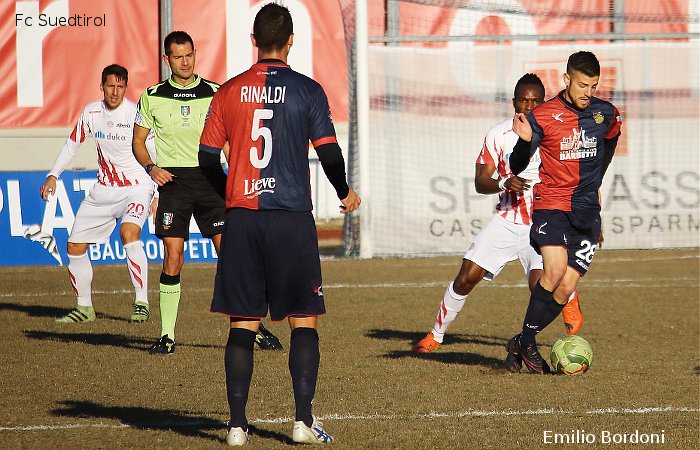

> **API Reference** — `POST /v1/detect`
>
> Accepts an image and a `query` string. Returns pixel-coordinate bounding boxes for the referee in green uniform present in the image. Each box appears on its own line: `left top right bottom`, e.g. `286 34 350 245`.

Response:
132 31 281 354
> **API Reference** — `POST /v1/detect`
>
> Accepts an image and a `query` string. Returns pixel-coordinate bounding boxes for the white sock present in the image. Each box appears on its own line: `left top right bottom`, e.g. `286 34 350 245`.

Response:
124 241 148 304
67 252 93 307
568 290 577 302
431 282 467 343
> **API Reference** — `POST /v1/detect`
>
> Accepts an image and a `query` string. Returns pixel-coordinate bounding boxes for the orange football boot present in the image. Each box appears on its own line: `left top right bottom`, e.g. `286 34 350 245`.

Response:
412 332 441 353
562 291 583 335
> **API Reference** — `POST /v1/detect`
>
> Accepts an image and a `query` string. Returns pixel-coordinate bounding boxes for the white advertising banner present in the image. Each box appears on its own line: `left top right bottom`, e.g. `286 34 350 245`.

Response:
366 42 699 255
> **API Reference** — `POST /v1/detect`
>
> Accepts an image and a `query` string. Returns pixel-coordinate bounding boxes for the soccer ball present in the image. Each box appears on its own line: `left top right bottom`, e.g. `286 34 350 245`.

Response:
550 335 593 375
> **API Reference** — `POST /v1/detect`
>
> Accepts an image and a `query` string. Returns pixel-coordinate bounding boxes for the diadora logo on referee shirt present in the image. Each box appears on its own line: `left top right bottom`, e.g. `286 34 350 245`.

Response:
243 177 276 198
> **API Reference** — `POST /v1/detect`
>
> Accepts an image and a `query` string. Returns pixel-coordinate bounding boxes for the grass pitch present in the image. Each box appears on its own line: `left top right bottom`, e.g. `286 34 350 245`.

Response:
0 249 698 449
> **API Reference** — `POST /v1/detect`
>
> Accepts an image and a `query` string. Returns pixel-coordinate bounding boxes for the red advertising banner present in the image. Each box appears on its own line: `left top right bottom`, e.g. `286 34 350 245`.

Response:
1 0 690 129
1 0 348 128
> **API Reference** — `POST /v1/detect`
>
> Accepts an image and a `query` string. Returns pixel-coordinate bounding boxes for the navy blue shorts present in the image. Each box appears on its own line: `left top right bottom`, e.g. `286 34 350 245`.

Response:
210 208 325 321
530 209 601 276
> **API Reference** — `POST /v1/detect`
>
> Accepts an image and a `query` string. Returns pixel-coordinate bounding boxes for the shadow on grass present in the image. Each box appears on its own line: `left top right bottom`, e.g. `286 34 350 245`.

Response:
383 349 504 369
366 328 507 348
24 330 220 351
0 302 66 318
0 301 137 323
52 400 224 443
51 400 293 445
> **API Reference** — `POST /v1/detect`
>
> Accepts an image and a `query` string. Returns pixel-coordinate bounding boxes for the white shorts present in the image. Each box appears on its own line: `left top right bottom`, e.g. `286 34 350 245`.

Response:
68 182 155 244
464 214 543 281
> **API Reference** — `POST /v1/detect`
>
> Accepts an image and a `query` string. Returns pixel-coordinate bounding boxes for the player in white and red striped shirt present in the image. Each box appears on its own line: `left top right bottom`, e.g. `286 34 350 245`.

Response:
40 64 156 325
413 74 582 354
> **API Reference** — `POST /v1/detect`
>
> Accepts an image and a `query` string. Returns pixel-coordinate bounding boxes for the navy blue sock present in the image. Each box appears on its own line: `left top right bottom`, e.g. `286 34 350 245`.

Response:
289 328 320 428
225 328 256 429
521 281 564 344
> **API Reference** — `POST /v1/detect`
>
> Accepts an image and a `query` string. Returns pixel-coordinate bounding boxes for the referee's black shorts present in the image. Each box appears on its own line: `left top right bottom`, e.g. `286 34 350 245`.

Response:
211 208 325 321
155 167 225 239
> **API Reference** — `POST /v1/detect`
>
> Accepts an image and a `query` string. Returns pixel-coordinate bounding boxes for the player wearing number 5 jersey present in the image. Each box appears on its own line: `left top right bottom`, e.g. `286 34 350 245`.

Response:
505 51 622 374
199 3 360 445
40 65 156 325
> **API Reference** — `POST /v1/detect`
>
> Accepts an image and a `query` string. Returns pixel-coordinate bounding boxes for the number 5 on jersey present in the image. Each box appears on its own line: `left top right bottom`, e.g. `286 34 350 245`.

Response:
250 108 273 168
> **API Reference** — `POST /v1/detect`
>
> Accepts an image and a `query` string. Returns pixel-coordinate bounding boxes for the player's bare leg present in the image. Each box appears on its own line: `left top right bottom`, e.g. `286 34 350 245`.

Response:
56 242 95 323
413 259 486 353
555 268 583 334
120 223 149 323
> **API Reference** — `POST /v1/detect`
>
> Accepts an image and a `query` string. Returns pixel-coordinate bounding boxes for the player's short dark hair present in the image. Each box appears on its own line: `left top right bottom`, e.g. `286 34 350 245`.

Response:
164 31 194 56
514 73 544 98
253 3 293 52
566 51 600 77
101 64 128 85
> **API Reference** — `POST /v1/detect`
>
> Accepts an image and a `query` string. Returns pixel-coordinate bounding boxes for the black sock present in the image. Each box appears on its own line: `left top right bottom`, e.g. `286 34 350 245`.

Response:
225 328 256 429
160 272 180 285
521 281 565 344
289 328 320 428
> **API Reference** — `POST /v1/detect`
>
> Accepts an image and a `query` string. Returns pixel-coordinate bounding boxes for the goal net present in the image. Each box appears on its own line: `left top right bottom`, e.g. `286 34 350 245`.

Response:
339 0 700 257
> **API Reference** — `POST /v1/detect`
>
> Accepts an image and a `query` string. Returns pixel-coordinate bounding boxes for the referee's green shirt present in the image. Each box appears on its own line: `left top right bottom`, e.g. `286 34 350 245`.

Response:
135 75 219 168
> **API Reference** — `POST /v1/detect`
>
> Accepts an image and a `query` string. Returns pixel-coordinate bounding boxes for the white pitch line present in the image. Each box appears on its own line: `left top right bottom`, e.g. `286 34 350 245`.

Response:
378 253 700 267
1 276 698 299
1 406 698 432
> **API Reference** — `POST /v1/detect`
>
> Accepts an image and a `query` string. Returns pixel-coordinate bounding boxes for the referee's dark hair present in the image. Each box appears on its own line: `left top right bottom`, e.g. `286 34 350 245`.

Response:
164 31 194 56
101 64 128 85
514 73 544 98
254 3 293 52
567 51 600 77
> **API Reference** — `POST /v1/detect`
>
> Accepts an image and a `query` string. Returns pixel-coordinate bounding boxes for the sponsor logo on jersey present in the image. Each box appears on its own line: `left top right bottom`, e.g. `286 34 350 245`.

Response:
116 123 131 128
94 130 127 141
181 105 190 116
174 92 197 98
213 221 224 227
560 128 597 160
314 286 324 297
552 112 564 122
243 177 276 198
593 111 604 124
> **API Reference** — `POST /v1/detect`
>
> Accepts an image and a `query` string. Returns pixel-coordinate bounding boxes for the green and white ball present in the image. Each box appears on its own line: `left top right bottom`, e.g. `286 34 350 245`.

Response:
550 335 593 375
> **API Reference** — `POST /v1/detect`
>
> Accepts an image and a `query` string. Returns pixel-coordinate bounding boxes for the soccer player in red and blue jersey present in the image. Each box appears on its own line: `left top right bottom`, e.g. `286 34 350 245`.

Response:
198 3 360 445
505 51 622 374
